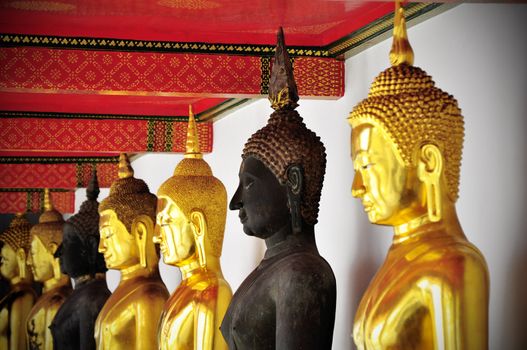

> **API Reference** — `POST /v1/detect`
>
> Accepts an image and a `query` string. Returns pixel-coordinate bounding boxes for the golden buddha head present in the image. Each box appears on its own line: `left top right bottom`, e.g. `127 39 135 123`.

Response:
348 4 464 225
0 213 32 281
99 153 158 270
155 106 227 267
28 189 66 282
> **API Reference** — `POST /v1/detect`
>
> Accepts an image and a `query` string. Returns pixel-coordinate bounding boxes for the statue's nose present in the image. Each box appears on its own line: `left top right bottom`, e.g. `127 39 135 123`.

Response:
351 172 366 198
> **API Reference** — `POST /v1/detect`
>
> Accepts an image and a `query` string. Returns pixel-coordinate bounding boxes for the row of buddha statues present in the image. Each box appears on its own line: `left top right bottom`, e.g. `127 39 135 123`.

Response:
0 4 489 350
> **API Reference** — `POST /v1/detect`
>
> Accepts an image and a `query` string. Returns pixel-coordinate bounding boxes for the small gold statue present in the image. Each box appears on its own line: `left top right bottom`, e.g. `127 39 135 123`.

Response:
0 214 36 350
95 153 169 350
154 105 232 350
26 189 72 350
348 3 489 349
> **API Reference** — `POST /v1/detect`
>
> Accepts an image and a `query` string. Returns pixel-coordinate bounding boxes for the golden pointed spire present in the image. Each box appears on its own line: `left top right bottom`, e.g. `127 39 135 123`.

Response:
184 105 203 159
118 153 134 179
389 1 414 67
43 188 53 211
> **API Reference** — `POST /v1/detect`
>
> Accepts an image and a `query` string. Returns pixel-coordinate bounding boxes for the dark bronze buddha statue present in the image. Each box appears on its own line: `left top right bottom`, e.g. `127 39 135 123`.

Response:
220 28 336 350
50 170 111 350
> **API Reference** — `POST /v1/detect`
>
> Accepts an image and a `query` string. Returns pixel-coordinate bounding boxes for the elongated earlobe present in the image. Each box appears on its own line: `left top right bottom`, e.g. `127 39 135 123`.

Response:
48 243 62 279
418 144 443 222
190 211 207 268
16 248 26 280
286 165 303 233
133 217 153 268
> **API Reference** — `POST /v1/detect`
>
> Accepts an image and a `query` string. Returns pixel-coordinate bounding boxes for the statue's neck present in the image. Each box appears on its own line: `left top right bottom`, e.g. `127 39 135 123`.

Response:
9 276 27 286
43 275 71 293
393 202 465 244
73 274 94 288
264 225 317 259
178 255 223 281
120 262 159 282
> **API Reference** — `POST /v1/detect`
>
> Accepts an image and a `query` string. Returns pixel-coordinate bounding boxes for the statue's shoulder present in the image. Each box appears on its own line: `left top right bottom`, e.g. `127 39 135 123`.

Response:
277 250 336 288
131 278 169 300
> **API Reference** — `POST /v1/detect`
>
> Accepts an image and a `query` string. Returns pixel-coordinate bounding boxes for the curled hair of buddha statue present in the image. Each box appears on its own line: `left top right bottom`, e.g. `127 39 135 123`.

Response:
348 2 464 201
158 105 227 257
0 213 32 254
99 153 157 233
242 27 326 225
65 169 107 274
31 189 65 249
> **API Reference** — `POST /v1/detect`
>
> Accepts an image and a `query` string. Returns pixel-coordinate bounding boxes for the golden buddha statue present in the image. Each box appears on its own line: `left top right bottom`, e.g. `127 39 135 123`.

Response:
154 105 232 350
348 3 489 349
0 213 36 350
95 153 169 350
26 189 72 350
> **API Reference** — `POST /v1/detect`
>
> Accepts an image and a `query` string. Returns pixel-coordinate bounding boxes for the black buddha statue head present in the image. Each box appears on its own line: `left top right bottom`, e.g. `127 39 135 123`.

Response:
222 29 335 350
56 170 106 279
230 28 326 242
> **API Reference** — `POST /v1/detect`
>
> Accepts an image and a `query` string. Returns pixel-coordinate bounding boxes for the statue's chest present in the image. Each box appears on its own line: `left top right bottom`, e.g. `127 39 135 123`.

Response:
222 263 278 350
96 291 135 343
27 294 60 350
353 249 438 350
158 283 218 350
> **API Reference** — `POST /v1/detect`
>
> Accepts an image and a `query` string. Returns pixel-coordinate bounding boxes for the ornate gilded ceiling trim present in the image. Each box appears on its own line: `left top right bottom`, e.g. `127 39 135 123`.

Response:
0 117 213 153
0 156 119 163
0 162 117 188
326 3 445 58
0 4 447 60
0 47 342 98
0 188 71 192
0 34 330 57
0 110 191 121
0 188 75 214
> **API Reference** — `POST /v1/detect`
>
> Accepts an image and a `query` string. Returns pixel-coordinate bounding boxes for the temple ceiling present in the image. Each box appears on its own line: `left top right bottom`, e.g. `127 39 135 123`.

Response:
0 0 450 213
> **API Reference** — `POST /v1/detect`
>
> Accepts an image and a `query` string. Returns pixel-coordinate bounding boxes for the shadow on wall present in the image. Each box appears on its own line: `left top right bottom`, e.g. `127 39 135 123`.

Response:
504 114 527 350
348 214 384 350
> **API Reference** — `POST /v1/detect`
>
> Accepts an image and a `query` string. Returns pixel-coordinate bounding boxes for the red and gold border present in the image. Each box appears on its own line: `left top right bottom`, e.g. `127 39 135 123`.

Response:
0 118 213 153
0 47 344 98
0 189 75 214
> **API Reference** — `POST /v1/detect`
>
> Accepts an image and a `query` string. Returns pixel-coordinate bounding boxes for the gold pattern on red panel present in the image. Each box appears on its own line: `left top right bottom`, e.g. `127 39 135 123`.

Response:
295 57 344 97
0 163 76 188
0 47 262 95
172 121 212 153
157 0 220 10
76 163 118 188
3 1 76 12
0 190 74 214
0 118 148 152
0 192 27 213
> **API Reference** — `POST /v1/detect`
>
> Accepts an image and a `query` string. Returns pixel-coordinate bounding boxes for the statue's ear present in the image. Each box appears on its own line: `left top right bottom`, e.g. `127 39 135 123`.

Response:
286 164 303 233
48 242 62 279
48 242 58 255
86 235 100 272
16 248 26 280
132 215 154 268
190 210 207 268
417 144 443 222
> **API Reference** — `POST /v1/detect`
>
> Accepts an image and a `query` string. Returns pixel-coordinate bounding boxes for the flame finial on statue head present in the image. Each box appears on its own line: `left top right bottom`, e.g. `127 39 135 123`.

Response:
185 105 203 160
87 168 100 201
118 153 134 179
268 27 299 111
44 188 53 211
389 1 414 67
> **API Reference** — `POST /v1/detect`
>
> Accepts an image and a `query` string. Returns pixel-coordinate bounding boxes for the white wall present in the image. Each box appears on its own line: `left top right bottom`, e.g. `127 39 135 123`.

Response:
75 4 527 349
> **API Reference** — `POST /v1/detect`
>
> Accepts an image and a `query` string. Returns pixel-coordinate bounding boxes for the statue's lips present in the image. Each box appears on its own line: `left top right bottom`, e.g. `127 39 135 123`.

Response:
362 202 374 212
239 211 248 224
